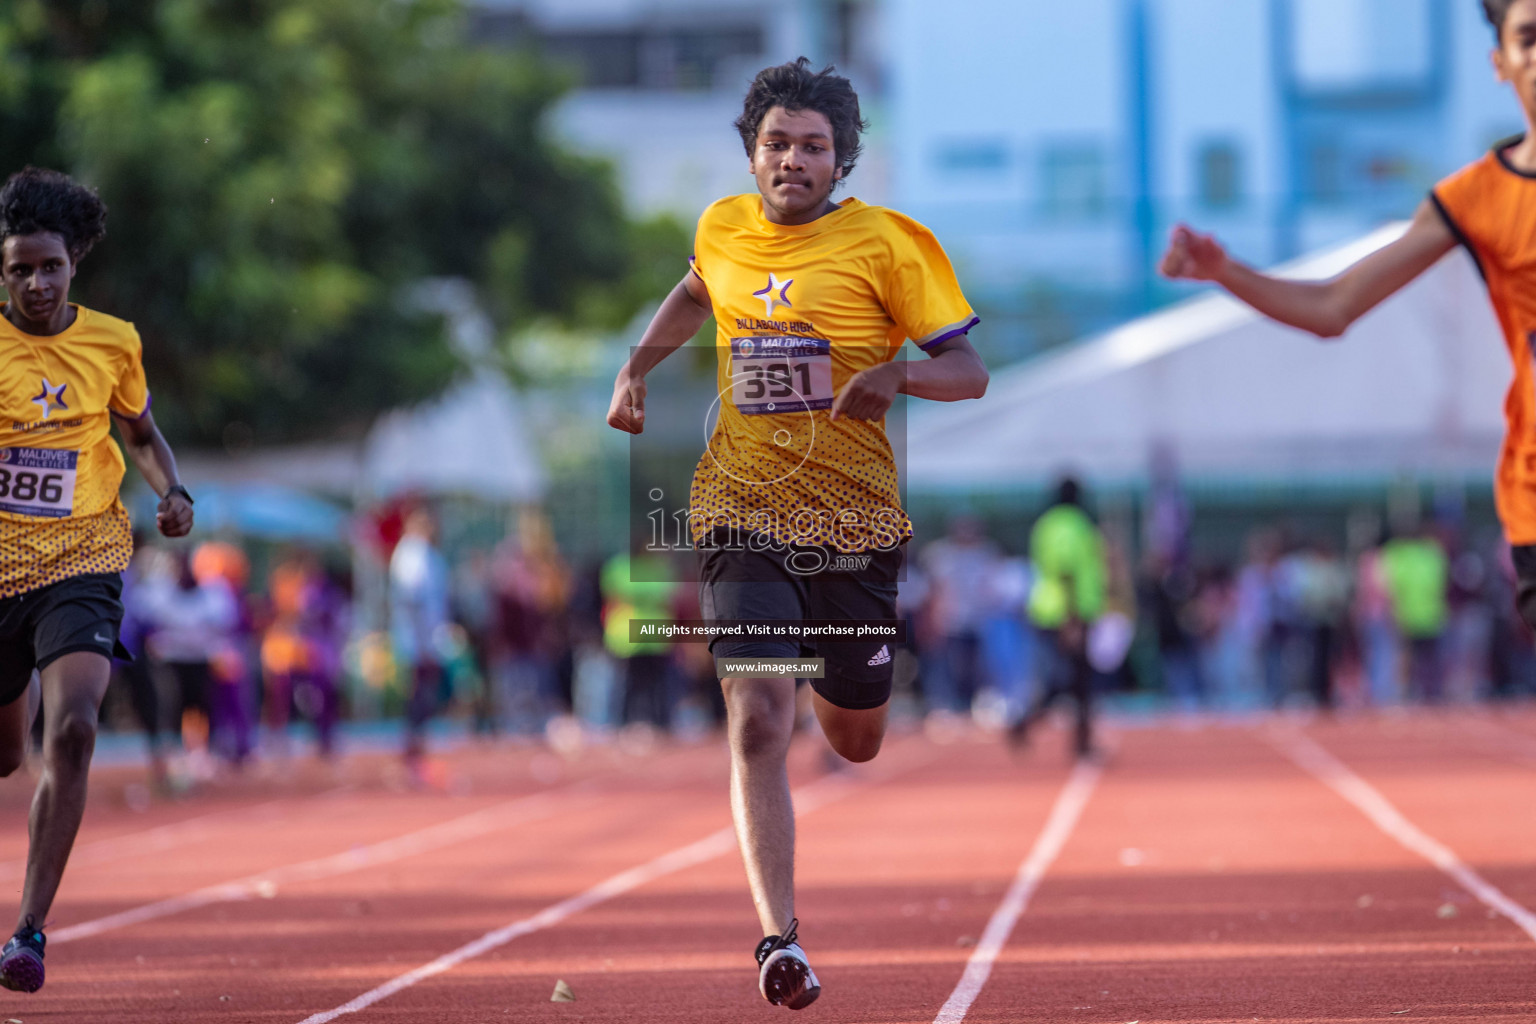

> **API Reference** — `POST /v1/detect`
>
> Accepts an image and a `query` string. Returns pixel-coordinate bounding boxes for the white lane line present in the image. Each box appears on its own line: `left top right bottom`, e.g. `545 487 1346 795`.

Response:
0 798 298 883
52 786 592 944
294 756 906 1023
1269 729 1536 944
930 759 1103 1024
0 784 360 883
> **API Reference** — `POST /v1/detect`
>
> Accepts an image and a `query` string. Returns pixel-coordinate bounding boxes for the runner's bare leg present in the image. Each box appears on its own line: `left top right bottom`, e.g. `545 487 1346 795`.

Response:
18 652 110 930
812 695 887 763
723 676 797 935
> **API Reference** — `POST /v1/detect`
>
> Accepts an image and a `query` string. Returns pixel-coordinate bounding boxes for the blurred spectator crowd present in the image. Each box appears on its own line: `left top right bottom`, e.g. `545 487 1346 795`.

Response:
99 490 1536 780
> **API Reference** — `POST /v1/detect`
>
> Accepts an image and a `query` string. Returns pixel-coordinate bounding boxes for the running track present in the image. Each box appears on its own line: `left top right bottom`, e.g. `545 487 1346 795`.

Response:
1 709 1535 1022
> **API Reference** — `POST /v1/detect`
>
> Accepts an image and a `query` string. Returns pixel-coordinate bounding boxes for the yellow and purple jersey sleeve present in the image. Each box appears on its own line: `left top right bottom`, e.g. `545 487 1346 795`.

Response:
880 214 979 351
109 327 151 420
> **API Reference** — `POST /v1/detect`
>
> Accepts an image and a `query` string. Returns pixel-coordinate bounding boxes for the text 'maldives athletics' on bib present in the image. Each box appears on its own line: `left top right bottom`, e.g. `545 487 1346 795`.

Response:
1433 139 1536 547
687 194 978 555
0 304 150 598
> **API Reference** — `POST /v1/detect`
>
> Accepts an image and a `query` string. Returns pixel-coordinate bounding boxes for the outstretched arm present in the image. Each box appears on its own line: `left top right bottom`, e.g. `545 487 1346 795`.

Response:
112 409 193 538
1159 199 1457 338
607 271 712 434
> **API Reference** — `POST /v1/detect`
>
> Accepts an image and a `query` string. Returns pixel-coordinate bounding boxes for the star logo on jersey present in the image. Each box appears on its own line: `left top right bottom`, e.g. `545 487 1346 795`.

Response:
31 379 68 420
753 273 794 319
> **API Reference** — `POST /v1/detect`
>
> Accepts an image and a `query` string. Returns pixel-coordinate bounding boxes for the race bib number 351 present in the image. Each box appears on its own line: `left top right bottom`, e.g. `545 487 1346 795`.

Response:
0 448 77 518
730 336 834 415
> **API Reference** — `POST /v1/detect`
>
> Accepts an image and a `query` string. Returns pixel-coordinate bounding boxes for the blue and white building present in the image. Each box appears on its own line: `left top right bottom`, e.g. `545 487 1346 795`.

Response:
476 0 1518 359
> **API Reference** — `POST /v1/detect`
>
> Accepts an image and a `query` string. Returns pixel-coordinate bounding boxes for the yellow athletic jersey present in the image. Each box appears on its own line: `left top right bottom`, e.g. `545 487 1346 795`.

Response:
0 304 149 598
688 194 978 553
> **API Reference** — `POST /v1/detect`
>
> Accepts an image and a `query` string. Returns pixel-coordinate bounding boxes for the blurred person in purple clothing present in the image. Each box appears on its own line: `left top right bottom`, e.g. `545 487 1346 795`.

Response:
261 552 344 758
919 516 1000 715
115 540 166 786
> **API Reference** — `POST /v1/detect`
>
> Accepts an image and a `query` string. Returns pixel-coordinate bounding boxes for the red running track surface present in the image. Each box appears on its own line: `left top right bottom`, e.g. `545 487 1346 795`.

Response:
0 709 1534 1022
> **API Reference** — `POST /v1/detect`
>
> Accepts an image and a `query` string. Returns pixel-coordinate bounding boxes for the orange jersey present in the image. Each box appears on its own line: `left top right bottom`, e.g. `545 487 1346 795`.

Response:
0 304 149 597
1434 143 1536 545
687 195 977 553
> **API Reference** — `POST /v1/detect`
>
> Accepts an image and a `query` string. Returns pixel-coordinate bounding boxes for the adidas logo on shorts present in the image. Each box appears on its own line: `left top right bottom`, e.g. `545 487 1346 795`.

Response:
867 644 891 667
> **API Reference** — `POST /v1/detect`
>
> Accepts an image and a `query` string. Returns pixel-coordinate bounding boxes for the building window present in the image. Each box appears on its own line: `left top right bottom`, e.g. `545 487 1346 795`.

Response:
670 28 763 90
830 0 861 68
540 32 643 89
1197 141 1243 209
1306 142 1344 203
535 26 762 91
1040 144 1108 219
1290 0 1434 93
935 139 1011 176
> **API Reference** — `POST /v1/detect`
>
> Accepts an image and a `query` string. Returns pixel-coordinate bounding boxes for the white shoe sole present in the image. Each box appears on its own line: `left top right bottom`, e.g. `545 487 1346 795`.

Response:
759 944 821 1009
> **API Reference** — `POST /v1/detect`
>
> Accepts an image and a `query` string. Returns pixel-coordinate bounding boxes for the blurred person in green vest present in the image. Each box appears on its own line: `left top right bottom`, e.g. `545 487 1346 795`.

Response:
1380 526 1449 703
1010 476 1106 759
601 546 680 729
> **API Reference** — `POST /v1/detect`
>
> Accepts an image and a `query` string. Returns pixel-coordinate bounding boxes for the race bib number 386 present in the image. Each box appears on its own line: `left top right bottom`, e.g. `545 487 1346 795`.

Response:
0 447 77 518
730 336 834 415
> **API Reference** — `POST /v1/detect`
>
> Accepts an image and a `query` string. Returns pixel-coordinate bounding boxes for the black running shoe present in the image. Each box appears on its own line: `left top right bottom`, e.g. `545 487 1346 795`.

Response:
755 917 820 1010
0 917 45 993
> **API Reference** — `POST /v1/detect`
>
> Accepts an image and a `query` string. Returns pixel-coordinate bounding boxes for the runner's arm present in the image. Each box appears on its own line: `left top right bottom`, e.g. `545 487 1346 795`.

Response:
901 335 988 401
607 271 712 434
1159 199 1456 338
112 408 193 537
830 334 988 421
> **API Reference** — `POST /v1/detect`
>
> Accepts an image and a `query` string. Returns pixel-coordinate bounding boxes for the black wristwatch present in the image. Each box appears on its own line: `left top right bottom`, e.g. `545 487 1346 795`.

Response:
164 484 194 505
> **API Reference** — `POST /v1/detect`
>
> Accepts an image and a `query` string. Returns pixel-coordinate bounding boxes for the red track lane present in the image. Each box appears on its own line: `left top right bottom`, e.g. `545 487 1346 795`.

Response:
0 711 1533 1022
962 722 1536 1024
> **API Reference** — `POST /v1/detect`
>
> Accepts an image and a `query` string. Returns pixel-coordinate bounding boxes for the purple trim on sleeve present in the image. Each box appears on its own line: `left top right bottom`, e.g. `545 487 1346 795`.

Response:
112 391 152 421
917 315 980 352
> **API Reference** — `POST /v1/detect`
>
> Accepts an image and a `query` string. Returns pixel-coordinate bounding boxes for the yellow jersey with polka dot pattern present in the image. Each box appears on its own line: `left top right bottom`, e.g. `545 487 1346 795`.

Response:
0 304 149 598
688 195 977 553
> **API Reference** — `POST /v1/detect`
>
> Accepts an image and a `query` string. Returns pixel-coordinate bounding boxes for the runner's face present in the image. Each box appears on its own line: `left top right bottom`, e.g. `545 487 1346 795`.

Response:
1 232 75 334
749 106 844 225
1495 0 1536 111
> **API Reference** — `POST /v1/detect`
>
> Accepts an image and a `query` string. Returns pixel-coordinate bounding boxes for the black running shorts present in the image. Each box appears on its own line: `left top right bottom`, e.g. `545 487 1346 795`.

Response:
698 532 902 711
0 572 129 706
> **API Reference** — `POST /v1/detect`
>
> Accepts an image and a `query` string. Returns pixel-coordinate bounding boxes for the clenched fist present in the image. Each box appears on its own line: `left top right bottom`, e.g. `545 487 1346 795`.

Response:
1159 224 1229 282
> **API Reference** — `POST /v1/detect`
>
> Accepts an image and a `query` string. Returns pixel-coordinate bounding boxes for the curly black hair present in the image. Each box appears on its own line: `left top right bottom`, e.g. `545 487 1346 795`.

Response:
734 57 868 183
0 167 107 262
1485 0 1519 39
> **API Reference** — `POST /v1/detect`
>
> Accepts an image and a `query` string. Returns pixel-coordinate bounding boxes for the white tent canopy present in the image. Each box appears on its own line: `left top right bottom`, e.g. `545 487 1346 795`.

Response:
360 369 546 503
907 225 1511 490
175 372 545 507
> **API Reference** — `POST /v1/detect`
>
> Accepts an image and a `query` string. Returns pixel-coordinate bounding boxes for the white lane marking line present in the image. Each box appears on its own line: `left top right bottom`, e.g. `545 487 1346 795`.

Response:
52 787 590 944
1269 729 1536 943
49 742 726 941
0 797 297 883
931 759 1103 1024
0 784 359 882
293 749 922 1023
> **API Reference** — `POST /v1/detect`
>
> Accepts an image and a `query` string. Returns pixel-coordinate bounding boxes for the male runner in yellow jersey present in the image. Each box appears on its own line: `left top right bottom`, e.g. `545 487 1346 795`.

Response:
1162 0 1536 641
0 167 194 993
608 58 988 1009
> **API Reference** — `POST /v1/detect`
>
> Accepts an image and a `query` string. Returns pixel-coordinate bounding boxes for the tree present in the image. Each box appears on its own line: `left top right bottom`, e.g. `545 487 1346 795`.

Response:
0 0 687 446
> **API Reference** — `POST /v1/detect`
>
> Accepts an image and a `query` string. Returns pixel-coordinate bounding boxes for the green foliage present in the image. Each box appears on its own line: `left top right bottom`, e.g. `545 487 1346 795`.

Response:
0 0 687 446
